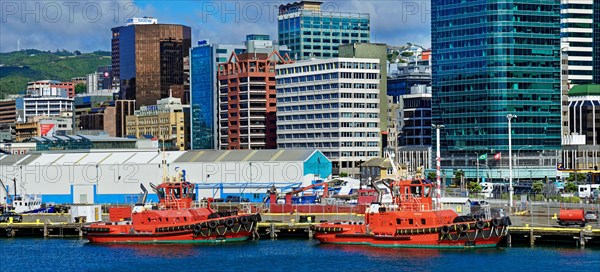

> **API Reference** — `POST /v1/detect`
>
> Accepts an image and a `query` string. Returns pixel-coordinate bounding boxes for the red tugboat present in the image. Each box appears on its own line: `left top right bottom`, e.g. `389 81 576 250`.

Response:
83 170 260 244
311 178 511 249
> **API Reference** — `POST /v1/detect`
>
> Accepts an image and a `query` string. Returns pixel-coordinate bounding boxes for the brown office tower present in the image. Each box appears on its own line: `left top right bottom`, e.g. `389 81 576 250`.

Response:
217 52 293 149
0 100 16 124
112 18 191 108
104 100 136 137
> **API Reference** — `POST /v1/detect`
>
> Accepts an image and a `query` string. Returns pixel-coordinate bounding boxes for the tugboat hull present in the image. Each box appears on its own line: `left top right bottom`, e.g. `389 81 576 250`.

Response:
85 230 253 244
312 217 510 249
84 213 261 244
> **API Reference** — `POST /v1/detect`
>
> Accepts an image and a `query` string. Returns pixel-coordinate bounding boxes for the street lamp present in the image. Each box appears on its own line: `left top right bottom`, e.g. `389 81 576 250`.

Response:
507 114 517 212
516 145 533 182
432 123 444 209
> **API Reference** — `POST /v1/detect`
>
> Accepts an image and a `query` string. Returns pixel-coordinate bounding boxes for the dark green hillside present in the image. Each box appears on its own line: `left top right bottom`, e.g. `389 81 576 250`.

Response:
0 49 111 98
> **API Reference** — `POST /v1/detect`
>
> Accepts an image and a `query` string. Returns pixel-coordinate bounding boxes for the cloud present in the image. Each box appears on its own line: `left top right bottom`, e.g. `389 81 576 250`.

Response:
0 0 432 53
0 0 150 52
341 0 431 47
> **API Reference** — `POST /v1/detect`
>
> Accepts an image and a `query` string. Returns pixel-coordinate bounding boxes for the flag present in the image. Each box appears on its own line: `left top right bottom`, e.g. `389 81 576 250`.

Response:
479 154 487 160
494 153 501 160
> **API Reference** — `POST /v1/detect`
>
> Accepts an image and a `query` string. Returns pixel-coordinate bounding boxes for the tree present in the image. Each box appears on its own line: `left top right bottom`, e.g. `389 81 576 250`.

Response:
339 172 348 178
453 169 465 187
74 50 81 56
532 181 544 194
75 83 86 94
468 182 482 194
401 51 414 57
566 173 587 184
564 182 578 193
427 172 437 181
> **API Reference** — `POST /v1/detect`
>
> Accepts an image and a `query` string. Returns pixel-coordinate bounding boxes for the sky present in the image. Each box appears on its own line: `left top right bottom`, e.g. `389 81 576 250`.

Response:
0 0 431 53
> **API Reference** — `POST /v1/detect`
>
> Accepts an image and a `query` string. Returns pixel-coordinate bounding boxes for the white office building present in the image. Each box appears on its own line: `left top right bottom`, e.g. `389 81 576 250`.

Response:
275 57 381 176
561 0 594 84
18 96 74 123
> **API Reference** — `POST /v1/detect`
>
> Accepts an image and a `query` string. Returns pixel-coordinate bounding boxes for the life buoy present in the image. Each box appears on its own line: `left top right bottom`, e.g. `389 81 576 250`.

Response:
240 216 249 224
440 225 450 235
225 218 235 227
492 218 501 227
476 220 485 230
459 223 469 233
193 224 202 234
208 220 218 229
502 216 511 226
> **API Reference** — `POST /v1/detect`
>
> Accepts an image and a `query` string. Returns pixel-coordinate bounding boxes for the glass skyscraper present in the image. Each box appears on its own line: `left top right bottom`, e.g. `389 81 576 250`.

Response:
432 0 562 182
190 42 244 149
278 1 370 60
111 19 191 109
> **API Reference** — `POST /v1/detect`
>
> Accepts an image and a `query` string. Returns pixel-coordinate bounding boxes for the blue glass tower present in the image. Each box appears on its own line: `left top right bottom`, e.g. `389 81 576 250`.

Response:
432 0 562 182
190 42 244 149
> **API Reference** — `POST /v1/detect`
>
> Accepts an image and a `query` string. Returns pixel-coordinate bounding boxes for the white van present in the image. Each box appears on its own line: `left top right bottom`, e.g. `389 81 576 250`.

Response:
577 184 600 198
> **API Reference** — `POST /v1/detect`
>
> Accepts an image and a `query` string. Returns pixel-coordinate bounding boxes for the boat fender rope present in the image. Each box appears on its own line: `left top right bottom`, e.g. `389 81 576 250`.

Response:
482 226 494 240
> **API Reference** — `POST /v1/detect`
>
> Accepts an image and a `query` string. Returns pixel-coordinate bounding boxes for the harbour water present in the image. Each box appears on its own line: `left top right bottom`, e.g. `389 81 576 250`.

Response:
1 238 599 271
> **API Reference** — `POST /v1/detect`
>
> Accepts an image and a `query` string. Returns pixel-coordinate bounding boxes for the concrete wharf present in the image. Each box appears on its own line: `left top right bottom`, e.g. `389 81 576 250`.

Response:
2 213 600 248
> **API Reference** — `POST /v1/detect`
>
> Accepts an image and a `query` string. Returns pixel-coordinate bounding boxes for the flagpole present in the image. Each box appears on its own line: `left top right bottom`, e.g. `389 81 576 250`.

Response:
476 152 480 184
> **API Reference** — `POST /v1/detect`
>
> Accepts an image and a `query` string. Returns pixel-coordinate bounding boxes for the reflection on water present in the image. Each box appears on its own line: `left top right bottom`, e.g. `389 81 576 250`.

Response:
2 238 598 272
99 244 198 258
321 244 440 259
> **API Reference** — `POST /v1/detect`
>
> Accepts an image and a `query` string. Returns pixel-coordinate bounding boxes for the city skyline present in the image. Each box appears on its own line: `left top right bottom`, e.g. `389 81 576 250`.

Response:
0 0 432 53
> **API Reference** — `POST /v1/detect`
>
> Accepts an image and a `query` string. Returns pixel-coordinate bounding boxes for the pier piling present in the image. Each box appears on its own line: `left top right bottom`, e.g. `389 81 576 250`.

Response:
529 228 535 247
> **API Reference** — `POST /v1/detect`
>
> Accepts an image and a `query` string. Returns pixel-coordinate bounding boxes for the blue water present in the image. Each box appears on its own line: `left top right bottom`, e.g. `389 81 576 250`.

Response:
1 238 599 272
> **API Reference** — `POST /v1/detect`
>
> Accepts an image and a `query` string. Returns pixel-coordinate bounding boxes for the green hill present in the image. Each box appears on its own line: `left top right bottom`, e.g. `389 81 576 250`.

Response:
0 49 111 98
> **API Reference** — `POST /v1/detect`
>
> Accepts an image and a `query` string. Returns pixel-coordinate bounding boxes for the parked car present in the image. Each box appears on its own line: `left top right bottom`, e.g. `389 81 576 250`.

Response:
584 210 598 222
0 211 23 223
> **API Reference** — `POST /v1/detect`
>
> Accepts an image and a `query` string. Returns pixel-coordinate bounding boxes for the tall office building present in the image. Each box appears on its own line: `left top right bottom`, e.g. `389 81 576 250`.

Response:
190 41 245 150
432 0 562 182
111 17 191 108
276 58 382 176
594 0 600 83
387 60 433 174
217 51 293 150
278 1 370 60
561 0 594 85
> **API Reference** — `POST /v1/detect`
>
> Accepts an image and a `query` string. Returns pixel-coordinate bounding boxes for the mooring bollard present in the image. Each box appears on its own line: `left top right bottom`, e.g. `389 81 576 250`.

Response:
270 223 276 240
529 228 535 247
